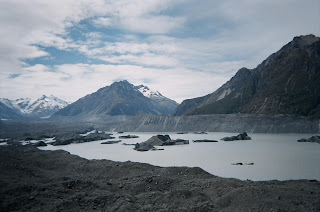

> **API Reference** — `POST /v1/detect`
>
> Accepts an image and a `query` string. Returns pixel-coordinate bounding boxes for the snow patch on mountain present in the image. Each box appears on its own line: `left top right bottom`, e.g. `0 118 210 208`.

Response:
134 85 164 99
0 95 69 118
25 95 68 115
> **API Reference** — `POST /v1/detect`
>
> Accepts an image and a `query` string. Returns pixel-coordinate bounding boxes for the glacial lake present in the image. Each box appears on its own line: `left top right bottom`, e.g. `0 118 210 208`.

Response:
39 132 320 181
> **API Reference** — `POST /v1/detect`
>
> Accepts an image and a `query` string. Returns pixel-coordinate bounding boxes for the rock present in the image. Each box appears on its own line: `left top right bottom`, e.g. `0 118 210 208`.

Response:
53 132 115 146
33 141 47 147
164 139 189 145
145 135 171 146
77 126 95 134
232 163 243 165
151 148 164 151
119 135 139 139
134 134 171 151
221 132 251 141
193 139 218 143
231 162 254 165
84 132 115 142
101 140 122 144
134 143 154 151
53 132 83 146
245 163 255 165
297 135 320 144
193 132 208 134
122 143 135 146
134 135 189 151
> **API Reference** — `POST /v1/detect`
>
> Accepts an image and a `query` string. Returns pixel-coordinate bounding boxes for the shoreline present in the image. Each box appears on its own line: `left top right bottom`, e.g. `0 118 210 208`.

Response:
1 145 319 211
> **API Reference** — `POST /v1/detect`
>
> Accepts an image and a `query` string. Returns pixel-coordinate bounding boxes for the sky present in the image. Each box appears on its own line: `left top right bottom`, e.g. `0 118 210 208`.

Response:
0 0 319 103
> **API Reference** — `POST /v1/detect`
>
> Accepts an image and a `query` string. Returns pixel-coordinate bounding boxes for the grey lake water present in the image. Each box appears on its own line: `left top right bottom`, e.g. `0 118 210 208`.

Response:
39 132 320 181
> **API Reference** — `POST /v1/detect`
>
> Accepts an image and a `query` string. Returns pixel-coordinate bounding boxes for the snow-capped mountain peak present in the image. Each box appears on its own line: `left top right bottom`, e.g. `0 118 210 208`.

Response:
134 85 164 99
26 95 69 116
0 95 69 118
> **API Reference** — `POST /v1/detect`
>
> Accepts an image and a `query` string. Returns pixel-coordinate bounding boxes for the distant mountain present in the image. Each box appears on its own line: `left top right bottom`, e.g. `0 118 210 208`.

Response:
0 102 23 120
52 80 178 117
134 85 179 115
173 34 320 116
0 95 69 119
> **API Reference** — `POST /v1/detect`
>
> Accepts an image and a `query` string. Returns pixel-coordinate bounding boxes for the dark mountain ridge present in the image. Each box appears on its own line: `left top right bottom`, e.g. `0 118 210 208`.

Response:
52 80 178 117
173 34 320 116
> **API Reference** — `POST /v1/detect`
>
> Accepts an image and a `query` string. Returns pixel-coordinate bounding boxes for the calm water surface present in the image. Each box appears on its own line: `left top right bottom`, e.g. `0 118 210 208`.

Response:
39 132 320 181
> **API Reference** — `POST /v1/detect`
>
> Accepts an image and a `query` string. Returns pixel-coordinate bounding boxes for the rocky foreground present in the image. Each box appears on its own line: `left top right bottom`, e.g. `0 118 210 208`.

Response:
0 145 319 211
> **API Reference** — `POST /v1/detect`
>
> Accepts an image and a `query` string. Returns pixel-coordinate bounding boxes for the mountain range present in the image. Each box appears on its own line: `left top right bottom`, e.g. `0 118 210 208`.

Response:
1 34 319 121
173 34 320 117
0 95 69 119
52 81 178 117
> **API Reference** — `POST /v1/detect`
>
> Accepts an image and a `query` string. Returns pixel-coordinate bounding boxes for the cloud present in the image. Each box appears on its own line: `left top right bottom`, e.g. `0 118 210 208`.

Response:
97 54 179 67
0 63 227 103
0 0 319 103
118 16 185 34
92 17 114 27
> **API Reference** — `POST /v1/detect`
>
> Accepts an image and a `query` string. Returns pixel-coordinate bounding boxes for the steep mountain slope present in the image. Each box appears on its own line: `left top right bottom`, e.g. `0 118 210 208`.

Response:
52 81 178 117
173 34 320 116
25 95 69 117
0 102 23 120
0 95 68 118
134 85 178 115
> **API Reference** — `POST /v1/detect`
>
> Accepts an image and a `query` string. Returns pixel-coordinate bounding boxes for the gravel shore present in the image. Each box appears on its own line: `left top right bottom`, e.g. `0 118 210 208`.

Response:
0 145 319 211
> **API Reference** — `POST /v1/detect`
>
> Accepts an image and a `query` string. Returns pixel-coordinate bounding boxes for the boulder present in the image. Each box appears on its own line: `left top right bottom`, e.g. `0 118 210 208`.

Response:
164 139 189 145
134 135 189 151
84 132 115 142
134 143 154 151
134 135 171 151
193 139 218 143
193 132 208 134
297 135 320 144
119 135 139 139
101 140 122 144
221 132 251 141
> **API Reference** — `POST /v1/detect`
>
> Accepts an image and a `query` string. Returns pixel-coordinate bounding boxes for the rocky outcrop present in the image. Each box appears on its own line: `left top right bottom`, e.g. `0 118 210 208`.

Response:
298 135 320 144
193 139 218 142
53 132 115 146
101 140 122 144
119 135 139 139
231 163 255 165
53 133 83 146
163 139 189 145
134 135 189 151
221 132 251 141
85 132 115 141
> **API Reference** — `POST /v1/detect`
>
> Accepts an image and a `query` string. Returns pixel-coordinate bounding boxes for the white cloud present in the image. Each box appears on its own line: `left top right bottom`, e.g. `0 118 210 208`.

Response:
97 54 179 67
92 17 113 27
119 16 185 34
0 63 226 103
0 0 319 103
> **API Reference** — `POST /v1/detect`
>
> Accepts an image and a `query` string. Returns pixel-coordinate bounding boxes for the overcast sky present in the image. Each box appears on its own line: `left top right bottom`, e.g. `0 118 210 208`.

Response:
0 0 319 103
